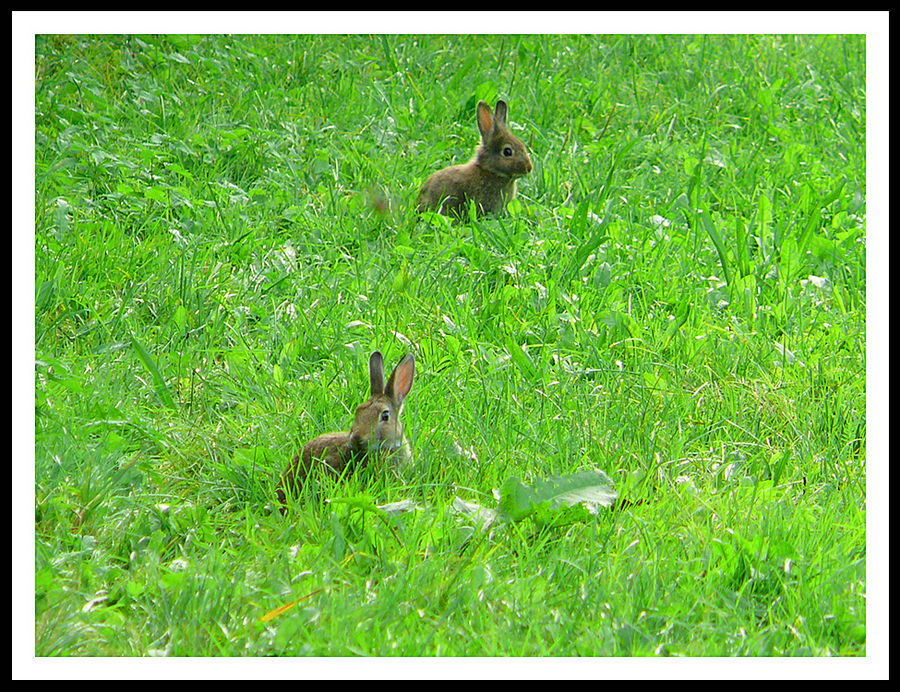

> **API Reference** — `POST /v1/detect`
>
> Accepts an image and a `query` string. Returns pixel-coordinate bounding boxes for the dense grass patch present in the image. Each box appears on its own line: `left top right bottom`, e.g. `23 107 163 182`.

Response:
34 33 865 657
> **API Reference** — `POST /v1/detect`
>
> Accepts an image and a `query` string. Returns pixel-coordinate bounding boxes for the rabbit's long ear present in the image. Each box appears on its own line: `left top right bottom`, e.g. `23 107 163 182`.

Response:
476 101 494 142
369 351 385 396
493 100 508 128
386 354 415 406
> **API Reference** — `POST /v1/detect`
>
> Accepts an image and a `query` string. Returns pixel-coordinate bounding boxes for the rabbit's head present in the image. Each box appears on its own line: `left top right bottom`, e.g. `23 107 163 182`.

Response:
473 100 533 180
348 351 415 457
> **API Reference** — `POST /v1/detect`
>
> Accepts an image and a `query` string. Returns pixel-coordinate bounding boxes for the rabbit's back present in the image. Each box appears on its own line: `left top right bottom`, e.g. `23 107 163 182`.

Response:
417 161 518 217
276 431 353 506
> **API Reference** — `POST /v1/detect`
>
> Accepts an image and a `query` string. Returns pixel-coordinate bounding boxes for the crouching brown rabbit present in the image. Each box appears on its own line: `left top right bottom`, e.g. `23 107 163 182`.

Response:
277 351 415 510
416 99 532 218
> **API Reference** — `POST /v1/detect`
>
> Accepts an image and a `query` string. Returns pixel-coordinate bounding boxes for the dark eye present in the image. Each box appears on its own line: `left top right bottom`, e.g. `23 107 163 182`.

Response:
502 146 513 157
380 410 390 422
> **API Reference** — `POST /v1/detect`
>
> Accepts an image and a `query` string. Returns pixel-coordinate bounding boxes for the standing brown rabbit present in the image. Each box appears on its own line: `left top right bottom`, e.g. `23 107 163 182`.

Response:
416 99 532 218
277 351 415 510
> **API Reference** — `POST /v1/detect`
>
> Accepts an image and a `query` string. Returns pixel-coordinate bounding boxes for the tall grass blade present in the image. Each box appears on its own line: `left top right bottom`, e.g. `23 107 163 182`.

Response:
131 335 177 410
698 210 733 286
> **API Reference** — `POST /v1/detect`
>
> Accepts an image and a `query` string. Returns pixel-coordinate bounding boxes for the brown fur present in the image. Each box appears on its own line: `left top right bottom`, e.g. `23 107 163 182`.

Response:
417 100 532 218
277 351 415 510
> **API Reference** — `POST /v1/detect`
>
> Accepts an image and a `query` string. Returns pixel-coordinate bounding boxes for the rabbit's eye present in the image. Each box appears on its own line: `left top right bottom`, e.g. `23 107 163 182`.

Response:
502 145 514 157
380 410 390 422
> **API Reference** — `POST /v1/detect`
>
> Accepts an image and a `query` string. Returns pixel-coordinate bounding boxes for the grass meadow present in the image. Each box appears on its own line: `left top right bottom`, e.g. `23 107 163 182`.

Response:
31 32 869 661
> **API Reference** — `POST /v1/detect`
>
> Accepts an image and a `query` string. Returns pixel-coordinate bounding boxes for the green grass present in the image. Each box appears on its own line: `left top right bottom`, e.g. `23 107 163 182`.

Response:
33 33 866 658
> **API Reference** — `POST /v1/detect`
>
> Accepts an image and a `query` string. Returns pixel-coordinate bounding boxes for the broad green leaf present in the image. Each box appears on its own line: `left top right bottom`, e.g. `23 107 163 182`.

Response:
173 304 189 332
143 186 168 203
498 468 618 524
779 236 800 287
167 162 194 181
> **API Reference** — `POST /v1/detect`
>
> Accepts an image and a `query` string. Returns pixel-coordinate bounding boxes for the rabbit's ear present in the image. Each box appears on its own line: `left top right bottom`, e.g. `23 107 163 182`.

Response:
386 354 415 406
493 100 508 128
476 100 494 141
369 351 385 396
